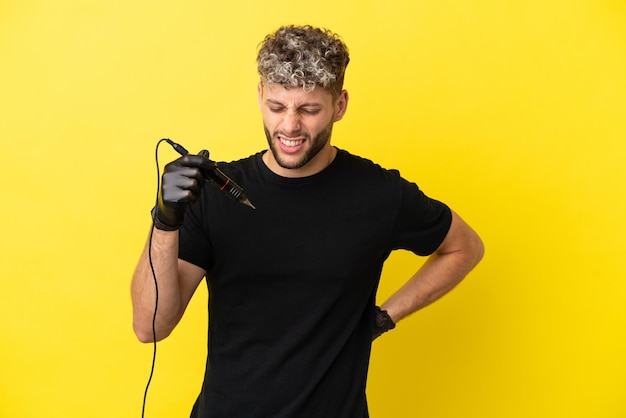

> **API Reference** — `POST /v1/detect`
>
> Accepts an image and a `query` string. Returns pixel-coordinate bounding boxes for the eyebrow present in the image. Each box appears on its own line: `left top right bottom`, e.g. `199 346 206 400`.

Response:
265 99 323 109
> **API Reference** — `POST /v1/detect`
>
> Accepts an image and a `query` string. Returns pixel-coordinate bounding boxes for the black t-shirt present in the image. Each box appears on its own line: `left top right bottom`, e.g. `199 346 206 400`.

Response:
180 149 452 418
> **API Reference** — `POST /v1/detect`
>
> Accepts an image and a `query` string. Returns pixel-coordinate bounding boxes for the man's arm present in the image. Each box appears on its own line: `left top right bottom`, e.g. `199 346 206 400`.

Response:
380 210 484 324
131 150 214 343
131 228 206 343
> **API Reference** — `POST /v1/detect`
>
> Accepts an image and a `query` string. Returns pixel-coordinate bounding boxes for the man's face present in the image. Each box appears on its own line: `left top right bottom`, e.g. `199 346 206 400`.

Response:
258 83 348 177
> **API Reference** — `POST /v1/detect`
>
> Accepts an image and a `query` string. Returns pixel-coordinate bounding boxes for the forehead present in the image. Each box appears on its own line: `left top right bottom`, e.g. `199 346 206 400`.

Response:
261 84 334 106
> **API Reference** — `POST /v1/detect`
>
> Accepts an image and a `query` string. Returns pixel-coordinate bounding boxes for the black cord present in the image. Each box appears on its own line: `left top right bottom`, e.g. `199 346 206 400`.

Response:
141 138 170 417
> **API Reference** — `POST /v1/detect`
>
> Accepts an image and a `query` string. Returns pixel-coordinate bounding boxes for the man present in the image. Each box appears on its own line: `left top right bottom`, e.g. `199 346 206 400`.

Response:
132 25 484 418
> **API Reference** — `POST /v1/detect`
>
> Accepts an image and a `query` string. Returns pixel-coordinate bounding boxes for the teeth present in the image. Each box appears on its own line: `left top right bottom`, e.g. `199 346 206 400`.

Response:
280 138 303 147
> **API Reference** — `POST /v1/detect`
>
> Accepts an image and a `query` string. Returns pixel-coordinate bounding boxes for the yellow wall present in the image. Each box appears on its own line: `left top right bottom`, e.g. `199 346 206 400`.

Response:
2 1 624 417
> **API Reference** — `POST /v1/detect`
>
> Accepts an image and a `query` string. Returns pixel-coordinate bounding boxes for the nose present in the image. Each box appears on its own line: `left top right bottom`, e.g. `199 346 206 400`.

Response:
282 109 301 134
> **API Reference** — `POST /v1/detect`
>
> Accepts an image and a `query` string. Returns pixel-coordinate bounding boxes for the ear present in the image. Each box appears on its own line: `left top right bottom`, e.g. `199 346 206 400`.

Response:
333 90 349 122
257 83 264 109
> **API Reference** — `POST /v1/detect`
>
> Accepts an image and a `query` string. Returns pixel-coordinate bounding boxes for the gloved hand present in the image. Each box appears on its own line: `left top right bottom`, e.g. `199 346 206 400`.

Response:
152 150 212 231
372 306 396 340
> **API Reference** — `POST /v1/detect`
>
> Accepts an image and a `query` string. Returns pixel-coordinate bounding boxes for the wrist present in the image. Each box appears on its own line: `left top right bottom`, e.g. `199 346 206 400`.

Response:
372 306 396 340
151 206 180 231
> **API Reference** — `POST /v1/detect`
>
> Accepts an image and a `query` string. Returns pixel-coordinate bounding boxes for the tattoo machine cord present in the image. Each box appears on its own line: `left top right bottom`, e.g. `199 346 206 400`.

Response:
142 138 255 417
141 138 170 418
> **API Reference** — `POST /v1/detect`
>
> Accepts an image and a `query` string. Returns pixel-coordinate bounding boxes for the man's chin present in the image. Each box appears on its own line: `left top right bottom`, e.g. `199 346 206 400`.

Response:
273 153 306 170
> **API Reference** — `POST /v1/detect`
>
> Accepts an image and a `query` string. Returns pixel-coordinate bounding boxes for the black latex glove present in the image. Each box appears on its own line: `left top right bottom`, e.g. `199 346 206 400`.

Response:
152 150 212 231
372 306 396 340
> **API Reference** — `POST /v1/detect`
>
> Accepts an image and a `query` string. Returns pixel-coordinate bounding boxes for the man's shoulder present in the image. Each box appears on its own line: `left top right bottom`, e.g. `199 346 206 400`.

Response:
226 151 262 166
335 148 402 180
217 151 263 174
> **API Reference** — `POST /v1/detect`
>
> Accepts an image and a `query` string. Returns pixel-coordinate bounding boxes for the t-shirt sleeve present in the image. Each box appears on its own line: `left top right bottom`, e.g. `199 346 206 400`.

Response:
390 178 452 256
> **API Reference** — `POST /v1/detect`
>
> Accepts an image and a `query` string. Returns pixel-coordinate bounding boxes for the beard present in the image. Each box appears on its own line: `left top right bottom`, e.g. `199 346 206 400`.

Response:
264 122 334 170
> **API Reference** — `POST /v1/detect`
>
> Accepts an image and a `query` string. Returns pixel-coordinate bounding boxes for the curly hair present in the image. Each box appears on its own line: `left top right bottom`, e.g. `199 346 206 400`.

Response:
257 25 350 98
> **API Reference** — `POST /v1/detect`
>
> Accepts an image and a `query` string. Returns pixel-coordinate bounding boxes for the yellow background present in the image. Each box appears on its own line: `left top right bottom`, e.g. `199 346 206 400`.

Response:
1 1 625 417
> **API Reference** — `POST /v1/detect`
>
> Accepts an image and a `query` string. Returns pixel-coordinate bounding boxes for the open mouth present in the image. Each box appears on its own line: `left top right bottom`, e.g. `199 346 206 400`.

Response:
279 137 305 147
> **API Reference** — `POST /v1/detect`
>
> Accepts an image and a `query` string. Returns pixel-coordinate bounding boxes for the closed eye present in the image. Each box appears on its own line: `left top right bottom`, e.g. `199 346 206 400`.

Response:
300 108 321 115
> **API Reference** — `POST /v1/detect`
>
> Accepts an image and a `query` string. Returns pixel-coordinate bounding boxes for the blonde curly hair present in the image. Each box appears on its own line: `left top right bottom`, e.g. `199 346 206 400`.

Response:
257 25 350 98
